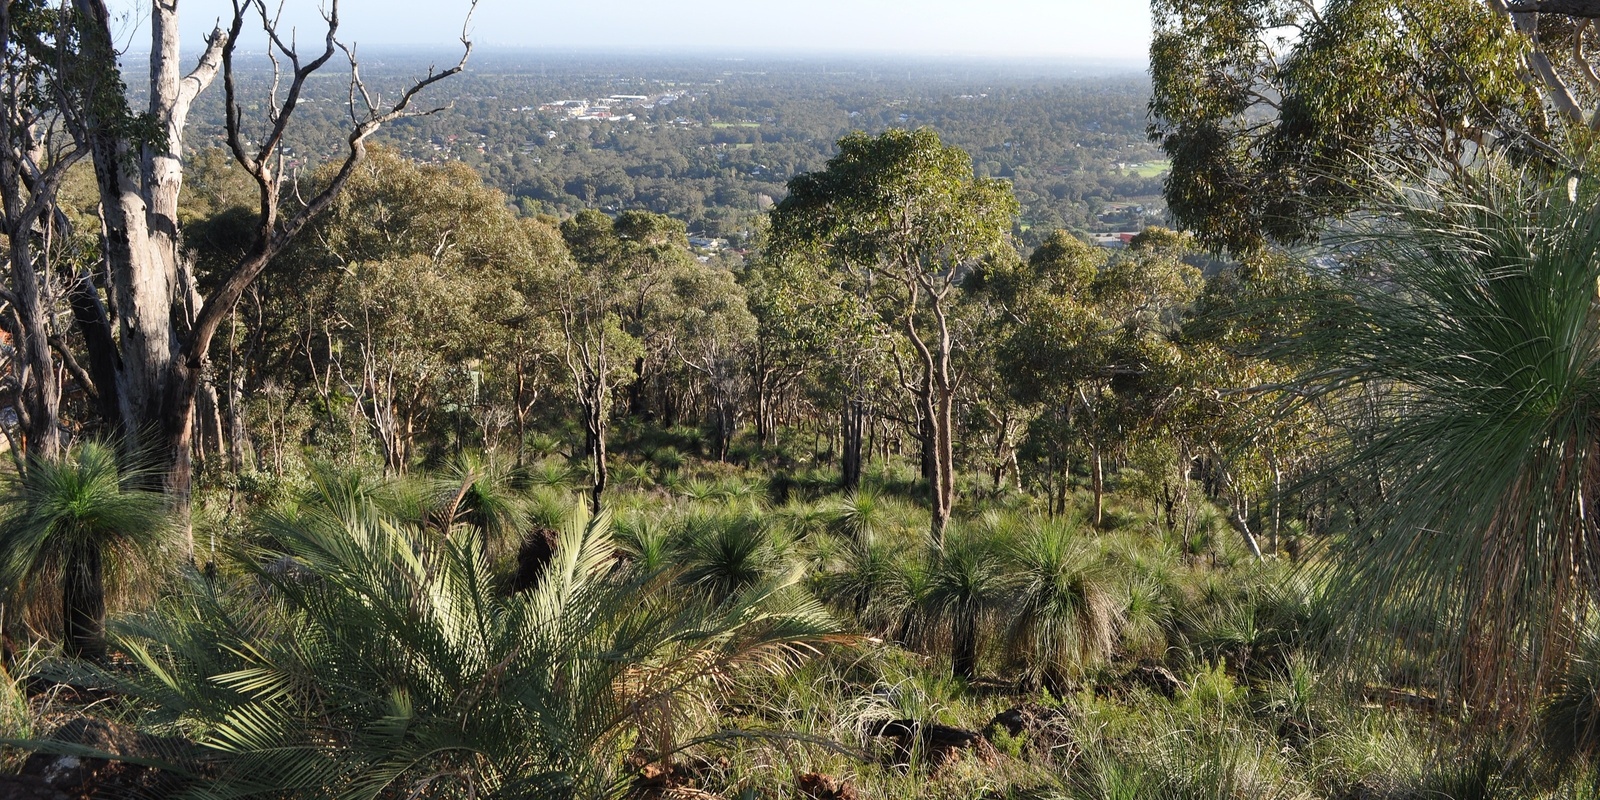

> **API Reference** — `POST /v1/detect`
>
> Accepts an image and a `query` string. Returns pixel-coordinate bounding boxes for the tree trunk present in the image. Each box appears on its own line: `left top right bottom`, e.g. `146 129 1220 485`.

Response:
918 413 936 484
66 274 125 431
755 377 773 448
952 611 978 681
584 378 608 515
627 357 648 419
932 383 954 540
1091 447 1104 528
225 310 252 471
841 396 864 491
73 0 225 558
62 545 105 661
2 199 60 461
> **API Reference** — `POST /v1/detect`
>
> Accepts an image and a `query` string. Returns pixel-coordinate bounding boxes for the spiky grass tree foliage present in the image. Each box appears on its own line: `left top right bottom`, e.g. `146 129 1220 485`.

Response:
828 489 883 543
1003 524 1121 688
426 450 530 558
674 512 794 603
815 536 912 633
0 442 171 660
1540 626 1600 771
773 500 832 541
1291 169 1600 722
81 498 836 798
612 461 655 491
1120 579 1176 662
921 532 1004 681
528 459 577 490
1102 533 1184 660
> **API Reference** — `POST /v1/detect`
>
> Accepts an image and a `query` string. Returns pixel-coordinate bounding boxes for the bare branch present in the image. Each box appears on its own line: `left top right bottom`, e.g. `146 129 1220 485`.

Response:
178 25 229 108
48 334 98 405
191 0 478 382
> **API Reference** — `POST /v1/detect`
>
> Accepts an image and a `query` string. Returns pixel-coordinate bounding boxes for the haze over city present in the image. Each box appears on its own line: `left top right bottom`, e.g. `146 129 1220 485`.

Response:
111 0 1152 62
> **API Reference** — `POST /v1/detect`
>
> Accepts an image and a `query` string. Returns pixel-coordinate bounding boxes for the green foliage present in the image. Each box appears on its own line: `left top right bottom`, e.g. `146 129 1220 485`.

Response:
919 530 1004 681
1541 628 1600 770
1289 168 1600 720
74 494 836 798
674 512 795 603
0 443 172 659
1003 523 1122 687
1149 0 1544 254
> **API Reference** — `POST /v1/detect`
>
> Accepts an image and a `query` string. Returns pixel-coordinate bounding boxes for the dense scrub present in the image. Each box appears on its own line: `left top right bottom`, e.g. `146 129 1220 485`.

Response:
0 439 1596 798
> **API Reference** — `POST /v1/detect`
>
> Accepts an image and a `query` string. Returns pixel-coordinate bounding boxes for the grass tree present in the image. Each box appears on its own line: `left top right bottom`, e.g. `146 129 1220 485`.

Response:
922 531 1005 681
0 443 171 660
426 450 531 558
1290 167 1600 723
816 536 908 631
1003 523 1122 689
675 512 792 604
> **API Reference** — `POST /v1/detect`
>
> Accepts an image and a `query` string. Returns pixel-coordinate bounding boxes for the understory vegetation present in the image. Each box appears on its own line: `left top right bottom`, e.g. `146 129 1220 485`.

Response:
9 443 1600 799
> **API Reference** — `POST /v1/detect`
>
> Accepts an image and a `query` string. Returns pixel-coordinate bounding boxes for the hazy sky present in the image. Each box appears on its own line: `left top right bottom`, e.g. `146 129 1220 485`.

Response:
112 1 1151 62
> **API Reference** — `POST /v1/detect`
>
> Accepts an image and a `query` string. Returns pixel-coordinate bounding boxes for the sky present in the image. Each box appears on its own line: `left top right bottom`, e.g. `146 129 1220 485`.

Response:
110 1 1151 63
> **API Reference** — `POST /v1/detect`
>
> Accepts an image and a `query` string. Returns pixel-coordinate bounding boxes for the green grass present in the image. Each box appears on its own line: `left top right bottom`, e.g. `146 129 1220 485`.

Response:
1127 159 1170 177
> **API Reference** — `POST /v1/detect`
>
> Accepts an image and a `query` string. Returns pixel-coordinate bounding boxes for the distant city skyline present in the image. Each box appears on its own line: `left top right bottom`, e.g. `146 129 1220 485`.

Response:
110 1 1150 63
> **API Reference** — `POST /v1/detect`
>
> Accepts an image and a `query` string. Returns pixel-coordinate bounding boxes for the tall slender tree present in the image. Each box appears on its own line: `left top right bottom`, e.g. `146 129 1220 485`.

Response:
771 129 1016 541
0 1 84 460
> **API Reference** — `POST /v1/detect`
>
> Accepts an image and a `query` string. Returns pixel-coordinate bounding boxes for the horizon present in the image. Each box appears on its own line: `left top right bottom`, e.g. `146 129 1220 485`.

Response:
109 1 1151 64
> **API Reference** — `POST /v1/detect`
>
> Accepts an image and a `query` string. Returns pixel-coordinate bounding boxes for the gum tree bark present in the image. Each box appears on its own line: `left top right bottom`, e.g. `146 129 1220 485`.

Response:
69 0 473 555
0 5 91 460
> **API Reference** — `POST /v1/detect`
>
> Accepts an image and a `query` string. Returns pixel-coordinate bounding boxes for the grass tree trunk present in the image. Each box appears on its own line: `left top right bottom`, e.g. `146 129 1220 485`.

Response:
952 611 978 681
62 544 105 661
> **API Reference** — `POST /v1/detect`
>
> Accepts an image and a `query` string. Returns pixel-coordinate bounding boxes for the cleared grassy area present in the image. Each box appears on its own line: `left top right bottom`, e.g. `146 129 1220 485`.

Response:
1128 159 1171 177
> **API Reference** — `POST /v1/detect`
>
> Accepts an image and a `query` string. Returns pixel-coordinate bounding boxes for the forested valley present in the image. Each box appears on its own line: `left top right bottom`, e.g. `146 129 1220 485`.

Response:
176 51 1165 243
4 1 1600 799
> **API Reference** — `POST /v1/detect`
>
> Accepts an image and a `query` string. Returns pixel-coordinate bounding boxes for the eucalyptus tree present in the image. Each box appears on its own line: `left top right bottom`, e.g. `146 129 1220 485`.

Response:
996 230 1200 526
742 248 829 449
986 231 1100 512
671 265 758 461
49 0 474 552
244 149 547 473
1149 0 1552 254
0 1 89 460
771 129 1017 540
556 211 659 513
745 245 886 487
1175 253 1325 555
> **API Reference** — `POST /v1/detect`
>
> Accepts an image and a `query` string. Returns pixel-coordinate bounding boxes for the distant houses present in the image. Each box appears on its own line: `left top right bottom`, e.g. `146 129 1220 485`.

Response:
534 94 677 122
1090 232 1140 249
